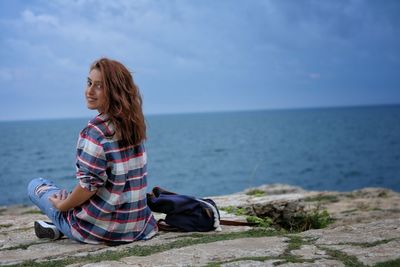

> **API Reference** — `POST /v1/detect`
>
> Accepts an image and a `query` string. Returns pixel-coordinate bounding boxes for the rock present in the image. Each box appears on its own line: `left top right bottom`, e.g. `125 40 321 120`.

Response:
302 218 400 245
120 236 288 267
302 218 400 266
279 259 345 267
1 184 400 266
245 184 306 195
327 239 400 266
249 196 306 225
221 260 283 267
212 185 306 227
0 239 103 266
78 261 127 267
290 245 329 260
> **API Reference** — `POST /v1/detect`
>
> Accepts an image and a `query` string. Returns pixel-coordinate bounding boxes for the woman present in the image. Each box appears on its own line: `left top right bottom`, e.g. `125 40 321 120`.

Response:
27 58 158 244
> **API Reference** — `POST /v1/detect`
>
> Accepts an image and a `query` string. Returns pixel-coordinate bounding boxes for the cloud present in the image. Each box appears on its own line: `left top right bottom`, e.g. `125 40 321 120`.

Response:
308 73 321 80
0 0 399 120
21 9 59 27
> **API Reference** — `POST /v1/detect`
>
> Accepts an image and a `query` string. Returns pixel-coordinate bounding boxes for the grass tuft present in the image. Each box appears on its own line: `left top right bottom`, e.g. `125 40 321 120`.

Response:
0 241 48 252
280 207 332 233
220 206 246 216
222 204 332 233
374 258 400 267
0 223 13 229
246 215 273 228
323 247 367 267
335 238 397 248
286 235 304 251
246 189 266 197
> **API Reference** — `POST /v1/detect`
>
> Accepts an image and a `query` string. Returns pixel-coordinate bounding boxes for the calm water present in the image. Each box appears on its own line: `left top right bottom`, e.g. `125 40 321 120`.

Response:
1 105 400 205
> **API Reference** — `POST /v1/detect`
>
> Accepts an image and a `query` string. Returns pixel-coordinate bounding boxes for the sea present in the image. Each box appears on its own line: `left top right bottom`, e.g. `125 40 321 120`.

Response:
1 105 399 206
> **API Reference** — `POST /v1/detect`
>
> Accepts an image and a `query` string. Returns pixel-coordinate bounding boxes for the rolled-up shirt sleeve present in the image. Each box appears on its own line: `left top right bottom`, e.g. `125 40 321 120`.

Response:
76 132 107 192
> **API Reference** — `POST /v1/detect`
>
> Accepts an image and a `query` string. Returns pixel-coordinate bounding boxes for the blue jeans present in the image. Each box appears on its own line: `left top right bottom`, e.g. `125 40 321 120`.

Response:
27 177 77 241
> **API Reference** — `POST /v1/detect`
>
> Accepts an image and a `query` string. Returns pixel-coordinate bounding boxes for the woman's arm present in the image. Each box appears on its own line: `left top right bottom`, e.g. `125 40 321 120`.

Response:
49 184 96 212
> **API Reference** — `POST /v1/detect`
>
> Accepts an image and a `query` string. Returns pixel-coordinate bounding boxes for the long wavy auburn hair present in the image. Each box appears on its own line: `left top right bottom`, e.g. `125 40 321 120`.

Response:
90 58 146 146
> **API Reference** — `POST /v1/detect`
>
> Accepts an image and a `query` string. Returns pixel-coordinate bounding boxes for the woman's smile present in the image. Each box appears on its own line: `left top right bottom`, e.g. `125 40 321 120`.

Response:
85 68 105 112
86 97 97 102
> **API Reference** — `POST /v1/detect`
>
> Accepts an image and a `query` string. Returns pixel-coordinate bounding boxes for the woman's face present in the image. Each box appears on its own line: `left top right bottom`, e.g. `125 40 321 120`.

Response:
86 68 106 113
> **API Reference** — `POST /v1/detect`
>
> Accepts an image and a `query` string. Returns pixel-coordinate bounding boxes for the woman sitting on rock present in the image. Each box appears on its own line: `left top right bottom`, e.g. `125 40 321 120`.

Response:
27 58 158 244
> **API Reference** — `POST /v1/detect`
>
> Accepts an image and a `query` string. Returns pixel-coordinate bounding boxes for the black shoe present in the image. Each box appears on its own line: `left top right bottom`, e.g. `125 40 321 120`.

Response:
34 220 61 240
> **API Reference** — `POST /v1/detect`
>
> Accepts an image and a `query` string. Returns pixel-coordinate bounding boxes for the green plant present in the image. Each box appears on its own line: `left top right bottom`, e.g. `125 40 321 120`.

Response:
284 209 332 232
222 204 332 233
323 247 366 267
374 258 400 267
0 223 12 229
246 215 272 228
246 189 265 197
220 206 245 216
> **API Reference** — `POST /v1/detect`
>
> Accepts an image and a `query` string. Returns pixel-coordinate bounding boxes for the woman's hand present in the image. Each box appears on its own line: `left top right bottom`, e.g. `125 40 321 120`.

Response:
49 184 96 212
49 189 69 211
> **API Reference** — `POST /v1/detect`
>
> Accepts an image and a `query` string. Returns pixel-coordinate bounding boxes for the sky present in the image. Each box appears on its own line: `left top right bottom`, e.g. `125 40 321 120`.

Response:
0 0 399 121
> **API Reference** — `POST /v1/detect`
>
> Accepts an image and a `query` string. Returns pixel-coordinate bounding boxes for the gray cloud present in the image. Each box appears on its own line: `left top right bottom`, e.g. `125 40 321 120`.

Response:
0 0 399 120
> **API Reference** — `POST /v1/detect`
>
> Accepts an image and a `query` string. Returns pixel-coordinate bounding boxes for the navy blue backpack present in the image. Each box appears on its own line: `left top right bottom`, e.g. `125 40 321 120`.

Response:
146 187 222 232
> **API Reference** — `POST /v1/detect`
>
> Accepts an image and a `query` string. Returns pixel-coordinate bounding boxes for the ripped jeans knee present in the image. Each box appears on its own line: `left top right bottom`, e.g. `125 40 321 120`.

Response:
28 178 58 200
34 184 57 198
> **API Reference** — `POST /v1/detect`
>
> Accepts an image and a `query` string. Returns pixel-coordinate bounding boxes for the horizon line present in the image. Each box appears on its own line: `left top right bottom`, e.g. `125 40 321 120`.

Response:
1 102 399 123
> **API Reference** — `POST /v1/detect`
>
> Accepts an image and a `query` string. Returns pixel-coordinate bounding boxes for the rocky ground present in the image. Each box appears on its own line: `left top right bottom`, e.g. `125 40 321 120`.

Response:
0 184 400 267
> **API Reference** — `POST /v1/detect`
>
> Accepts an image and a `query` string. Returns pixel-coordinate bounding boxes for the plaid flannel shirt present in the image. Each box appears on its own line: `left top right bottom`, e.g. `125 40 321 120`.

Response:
66 114 157 244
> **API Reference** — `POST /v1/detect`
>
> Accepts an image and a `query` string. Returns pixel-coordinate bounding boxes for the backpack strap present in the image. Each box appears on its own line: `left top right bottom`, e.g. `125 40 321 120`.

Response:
196 198 222 231
157 219 256 232
156 219 181 232
219 219 257 226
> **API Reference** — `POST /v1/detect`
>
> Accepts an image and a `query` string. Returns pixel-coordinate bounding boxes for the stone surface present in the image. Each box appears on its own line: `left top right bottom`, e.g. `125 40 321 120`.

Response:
326 239 400 266
221 260 282 267
222 260 347 267
280 260 345 267
121 236 288 267
0 238 103 266
212 192 306 226
79 261 127 267
290 245 329 260
302 218 400 245
303 187 400 228
1 184 400 267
